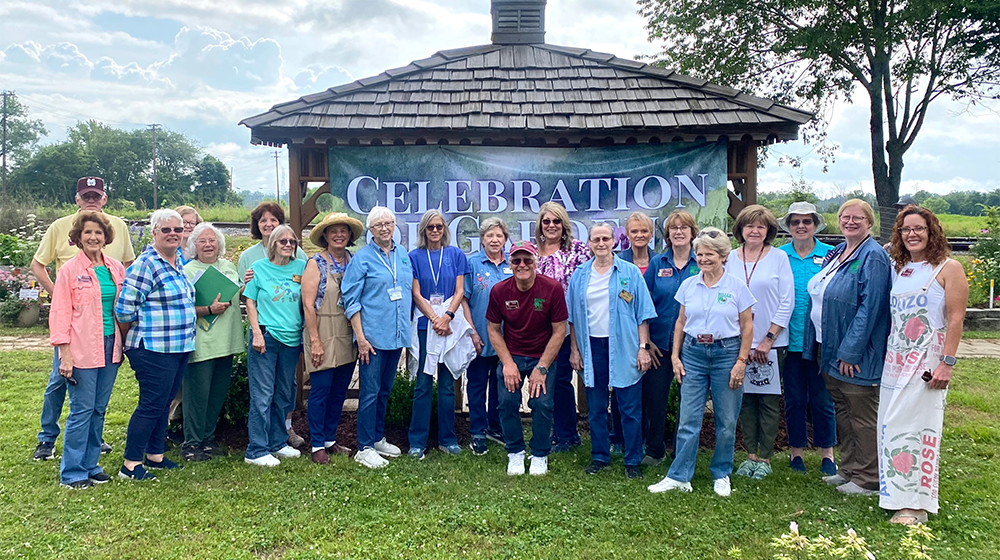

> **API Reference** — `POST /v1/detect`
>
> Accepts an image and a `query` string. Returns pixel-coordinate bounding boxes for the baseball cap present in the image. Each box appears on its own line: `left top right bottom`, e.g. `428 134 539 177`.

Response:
509 240 538 257
894 195 917 208
77 177 105 196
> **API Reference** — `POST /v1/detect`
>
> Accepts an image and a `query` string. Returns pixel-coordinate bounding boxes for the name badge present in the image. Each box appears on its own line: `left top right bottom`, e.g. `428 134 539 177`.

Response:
505 300 520 310
292 275 302 283
429 293 444 306
697 334 714 344
502 267 512 274
813 257 824 265
658 268 673 278
900 268 914 278
387 286 403 301
619 290 633 303
76 275 92 284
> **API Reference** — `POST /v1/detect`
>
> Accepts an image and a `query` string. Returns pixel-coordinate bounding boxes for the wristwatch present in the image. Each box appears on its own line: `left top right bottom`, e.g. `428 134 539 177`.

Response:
765 332 776 341
641 343 651 350
738 356 750 364
940 355 957 366
444 310 455 319
536 365 549 376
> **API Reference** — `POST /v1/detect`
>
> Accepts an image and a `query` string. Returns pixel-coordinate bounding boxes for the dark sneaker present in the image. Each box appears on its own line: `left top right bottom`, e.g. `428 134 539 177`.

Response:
585 460 609 475
182 446 210 462
325 443 353 456
610 443 625 457
88 472 112 484
625 465 644 479
62 479 94 490
165 427 184 446
144 456 183 470
470 437 488 456
34 442 55 461
820 458 839 476
789 456 807 472
484 429 505 444
201 441 228 457
100 440 113 454
118 464 157 481
640 454 664 467
550 441 575 454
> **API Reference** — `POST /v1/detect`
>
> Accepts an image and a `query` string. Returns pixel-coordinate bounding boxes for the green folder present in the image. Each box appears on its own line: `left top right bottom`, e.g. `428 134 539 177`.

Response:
193 265 240 328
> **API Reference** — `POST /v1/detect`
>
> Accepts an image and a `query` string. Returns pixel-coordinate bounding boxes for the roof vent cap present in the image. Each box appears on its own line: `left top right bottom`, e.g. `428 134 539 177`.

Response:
491 0 546 45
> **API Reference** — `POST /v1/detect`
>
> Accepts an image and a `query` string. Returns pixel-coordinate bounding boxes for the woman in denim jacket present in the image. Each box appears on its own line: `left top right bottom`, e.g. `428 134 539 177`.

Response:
803 199 891 496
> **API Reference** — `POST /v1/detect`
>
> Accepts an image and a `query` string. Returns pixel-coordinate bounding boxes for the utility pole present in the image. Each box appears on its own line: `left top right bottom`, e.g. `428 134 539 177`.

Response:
273 150 281 202
149 124 161 208
1 90 10 202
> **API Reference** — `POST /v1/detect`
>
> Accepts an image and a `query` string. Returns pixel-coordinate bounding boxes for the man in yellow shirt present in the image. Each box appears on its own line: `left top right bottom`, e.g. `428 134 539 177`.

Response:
32 177 136 462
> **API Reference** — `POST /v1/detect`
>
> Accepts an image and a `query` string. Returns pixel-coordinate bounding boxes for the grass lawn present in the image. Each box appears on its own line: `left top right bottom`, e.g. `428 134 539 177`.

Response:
1 352 999 559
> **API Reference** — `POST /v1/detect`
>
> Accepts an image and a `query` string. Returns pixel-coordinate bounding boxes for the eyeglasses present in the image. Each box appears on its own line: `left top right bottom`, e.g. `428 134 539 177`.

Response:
697 230 723 239
788 219 814 226
426 224 445 231
370 222 394 230
590 236 613 244
194 238 217 245
183 221 198 229
668 226 689 232
542 218 562 226
840 215 867 224
80 192 103 202
276 238 298 247
510 257 535 266
159 227 184 234
899 226 928 235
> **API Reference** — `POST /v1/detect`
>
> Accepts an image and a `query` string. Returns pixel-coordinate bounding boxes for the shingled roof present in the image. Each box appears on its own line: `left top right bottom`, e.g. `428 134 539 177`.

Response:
240 43 814 147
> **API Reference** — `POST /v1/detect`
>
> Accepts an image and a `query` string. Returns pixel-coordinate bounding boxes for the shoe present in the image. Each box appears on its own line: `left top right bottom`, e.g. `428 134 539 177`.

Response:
890 509 928 525
507 451 526 476
202 441 228 457
408 448 426 460
625 465 644 479
551 440 581 454
118 464 157 480
789 456 807 472
182 445 210 462
585 460 609 474
62 479 94 490
273 445 301 459
438 444 462 456
373 438 401 458
734 459 758 478
822 473 848 486
528 455 548 475
286 428 305 448
355 447 389 469
144 457 182 470
165 427 184 446
311 449 330 464
100 440 113 454
33 441 55 461
751 462 772 479
470 438 488 456
484 429 505 444
836 481 877 496
88 472 111 484
610 443 625 457
245 454 281 467
640 454 664 467
714 476 732 497
326 443 353 456
648 476 692 493
820 458 838 476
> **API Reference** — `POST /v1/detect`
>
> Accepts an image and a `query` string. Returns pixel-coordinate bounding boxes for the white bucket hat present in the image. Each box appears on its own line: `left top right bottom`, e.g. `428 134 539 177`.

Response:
778 201 826 233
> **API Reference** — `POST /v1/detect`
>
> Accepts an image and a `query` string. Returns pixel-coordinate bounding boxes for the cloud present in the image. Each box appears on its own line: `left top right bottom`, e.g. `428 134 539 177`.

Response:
293 66 354 92
155 26 284 90
92 57 171 87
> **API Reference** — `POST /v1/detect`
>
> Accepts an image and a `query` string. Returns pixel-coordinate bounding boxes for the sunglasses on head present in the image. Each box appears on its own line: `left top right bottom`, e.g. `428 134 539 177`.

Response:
426 224 445 231
276 238 298 246
542 218 562 226
698 230 723 239
510 257 535 266
160 227 184 234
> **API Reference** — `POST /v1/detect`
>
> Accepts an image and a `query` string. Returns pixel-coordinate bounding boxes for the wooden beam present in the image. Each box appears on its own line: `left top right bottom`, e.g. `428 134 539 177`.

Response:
301 181 331 226
288 145 303 236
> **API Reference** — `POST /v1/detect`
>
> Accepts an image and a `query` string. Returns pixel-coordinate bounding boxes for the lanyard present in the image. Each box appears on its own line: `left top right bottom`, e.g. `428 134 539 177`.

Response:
426 247 444 292
742 245 765 286
817 236 869 284
376 245 397 284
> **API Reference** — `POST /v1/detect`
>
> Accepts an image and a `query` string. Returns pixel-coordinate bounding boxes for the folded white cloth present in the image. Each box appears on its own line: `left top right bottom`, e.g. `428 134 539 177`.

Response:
408 296 477 380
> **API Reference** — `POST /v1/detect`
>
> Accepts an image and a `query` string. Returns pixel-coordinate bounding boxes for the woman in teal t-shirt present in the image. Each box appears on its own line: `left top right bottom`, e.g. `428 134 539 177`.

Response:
243 224 307 467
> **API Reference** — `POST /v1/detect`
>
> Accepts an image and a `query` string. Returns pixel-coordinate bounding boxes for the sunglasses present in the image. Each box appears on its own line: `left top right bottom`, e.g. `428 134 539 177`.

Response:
590 236 613 244
426 224 445 231
788 219 814 226
276 238 298 247
542 218 562 226
80 192 103 202
697 230 723 239
510 257 535 266
159 227 184 234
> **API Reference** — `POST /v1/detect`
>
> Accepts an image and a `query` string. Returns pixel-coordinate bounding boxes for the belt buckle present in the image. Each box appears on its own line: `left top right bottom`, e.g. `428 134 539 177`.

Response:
696 334 714 344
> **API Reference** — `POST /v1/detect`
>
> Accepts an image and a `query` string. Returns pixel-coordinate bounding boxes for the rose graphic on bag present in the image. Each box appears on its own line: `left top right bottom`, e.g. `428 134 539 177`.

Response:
891 450 916 475
904 316 927 342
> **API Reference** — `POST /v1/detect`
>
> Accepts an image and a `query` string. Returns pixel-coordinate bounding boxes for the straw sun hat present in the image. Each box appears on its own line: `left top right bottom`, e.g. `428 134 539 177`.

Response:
309 212 365 248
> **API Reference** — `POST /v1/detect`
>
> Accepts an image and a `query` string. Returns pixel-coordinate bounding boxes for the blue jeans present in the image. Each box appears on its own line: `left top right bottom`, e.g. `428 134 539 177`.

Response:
308 361 355 449
466 355 502 437
784 351 837 448
497 355 556 457
552 337 580 445
585 337 644 466
60 335 119 484
357 347 402 449
667 335 743 482
408 329 457 450
123 342 189 462
245 332 300 460
37 351 66 444
642 354 677 459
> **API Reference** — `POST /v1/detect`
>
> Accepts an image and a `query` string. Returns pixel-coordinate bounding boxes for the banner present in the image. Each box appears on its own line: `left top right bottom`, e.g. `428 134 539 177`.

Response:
328 142 728 252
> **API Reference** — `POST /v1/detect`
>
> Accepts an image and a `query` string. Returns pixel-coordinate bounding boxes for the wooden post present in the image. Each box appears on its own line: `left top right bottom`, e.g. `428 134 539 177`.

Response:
288 145 303 236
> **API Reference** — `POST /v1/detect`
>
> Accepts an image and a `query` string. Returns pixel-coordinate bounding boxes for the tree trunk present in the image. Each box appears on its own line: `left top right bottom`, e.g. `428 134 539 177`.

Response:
867 85 895 242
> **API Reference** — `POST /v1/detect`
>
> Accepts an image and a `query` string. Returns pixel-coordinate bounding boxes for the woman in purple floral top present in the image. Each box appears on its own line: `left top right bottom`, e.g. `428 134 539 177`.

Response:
535 201 592 451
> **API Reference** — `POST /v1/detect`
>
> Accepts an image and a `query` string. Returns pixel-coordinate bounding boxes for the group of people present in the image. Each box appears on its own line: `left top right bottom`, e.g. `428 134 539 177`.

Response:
33 177 965 526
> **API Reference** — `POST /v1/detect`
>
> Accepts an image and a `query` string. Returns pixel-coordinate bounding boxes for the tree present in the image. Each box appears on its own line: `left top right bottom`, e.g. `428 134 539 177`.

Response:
924 196 951 214
0 94 48 165
638 0 1000 239
193 155 239 205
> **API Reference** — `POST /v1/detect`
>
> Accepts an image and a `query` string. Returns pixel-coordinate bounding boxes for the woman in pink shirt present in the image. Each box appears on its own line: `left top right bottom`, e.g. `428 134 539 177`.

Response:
50 211 126 489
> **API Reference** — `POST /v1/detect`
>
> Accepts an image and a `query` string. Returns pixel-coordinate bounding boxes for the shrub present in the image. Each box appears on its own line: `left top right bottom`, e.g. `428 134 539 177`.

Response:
969 205 1000 307
385 370 416 430
220 352 250 427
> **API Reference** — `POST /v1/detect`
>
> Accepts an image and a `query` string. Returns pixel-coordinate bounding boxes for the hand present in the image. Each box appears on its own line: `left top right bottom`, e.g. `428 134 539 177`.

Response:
753 338 774 362
252 331 266 354
357 336 375 365
672 355 685 384
59 356 74 380
928 363 952 390
637 348 652 372
431 314 452 336
528 368 547 398
502 361 521 394
730 360 746 390
647 341 663 369
208 294 230 315
569 348 584 372
839 360 859 378
471 333 484 355
244 268 255 284
310 339 324 368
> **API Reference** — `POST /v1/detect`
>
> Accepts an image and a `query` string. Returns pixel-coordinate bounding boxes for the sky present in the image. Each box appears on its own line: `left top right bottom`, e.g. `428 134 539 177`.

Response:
1 0 997 200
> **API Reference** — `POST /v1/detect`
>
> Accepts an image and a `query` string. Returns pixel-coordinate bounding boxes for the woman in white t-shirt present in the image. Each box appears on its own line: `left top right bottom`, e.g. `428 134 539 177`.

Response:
648 227 755 498
726 205 794 480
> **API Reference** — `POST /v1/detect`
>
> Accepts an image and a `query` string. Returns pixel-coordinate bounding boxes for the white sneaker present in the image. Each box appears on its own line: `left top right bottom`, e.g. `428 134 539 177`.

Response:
245 454 281 467
272 445 301 459
822 473 848 486
648 475 693 493
714 476 732 497
528 455 548 475
507 451 526 476
373 438 401 458
354 447 389 469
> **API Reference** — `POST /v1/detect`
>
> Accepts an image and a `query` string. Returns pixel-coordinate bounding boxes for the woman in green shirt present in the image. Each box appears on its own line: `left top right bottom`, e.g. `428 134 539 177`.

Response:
181 223 244 462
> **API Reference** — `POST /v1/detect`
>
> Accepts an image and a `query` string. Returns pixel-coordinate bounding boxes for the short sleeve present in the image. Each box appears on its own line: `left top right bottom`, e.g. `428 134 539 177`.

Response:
485 285 503 324
451 247 470 275
244 270 260 302
736 281 757 312
33 224 57 266
673 278 690 306
549 282 569 323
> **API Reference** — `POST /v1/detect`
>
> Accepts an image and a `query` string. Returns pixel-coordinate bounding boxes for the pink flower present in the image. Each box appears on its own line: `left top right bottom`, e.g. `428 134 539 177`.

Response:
903 317 927 341
891 451 916 474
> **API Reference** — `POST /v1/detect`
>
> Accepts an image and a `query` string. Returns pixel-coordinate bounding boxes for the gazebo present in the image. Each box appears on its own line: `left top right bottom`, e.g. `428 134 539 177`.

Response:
240 0 813 238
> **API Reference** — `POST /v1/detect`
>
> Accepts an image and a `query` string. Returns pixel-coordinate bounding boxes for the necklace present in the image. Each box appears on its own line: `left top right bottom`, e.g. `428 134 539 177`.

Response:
742 244 765 286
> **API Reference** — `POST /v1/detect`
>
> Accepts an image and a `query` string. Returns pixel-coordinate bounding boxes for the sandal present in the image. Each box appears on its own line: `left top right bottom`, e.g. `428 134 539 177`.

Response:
889 510 928 525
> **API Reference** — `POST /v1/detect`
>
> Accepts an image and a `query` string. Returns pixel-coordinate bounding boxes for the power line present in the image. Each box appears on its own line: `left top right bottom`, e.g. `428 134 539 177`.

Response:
149 124 160 208
273 150 281 201
17 93 150 128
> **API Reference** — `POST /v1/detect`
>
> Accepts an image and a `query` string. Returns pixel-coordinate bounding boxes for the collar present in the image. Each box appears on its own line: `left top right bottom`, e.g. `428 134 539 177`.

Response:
664 246 696 267
477 249 508 265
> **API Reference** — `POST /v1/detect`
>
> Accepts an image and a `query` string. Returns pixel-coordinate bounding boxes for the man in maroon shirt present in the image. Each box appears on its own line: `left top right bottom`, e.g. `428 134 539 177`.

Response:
486 240 568 476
